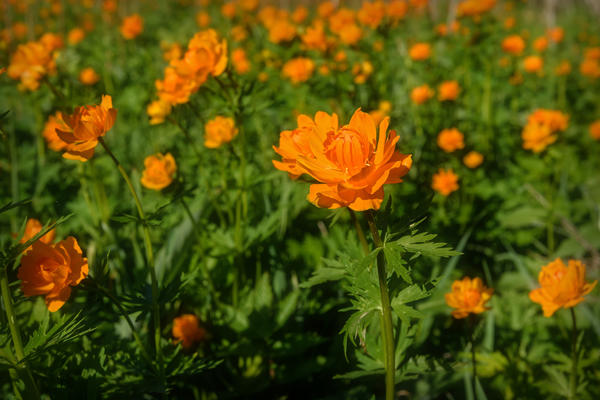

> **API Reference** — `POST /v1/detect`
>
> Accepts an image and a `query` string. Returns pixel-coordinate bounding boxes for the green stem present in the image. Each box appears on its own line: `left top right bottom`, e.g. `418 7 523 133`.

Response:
92 282 155 370
1 267 40 399
42 78 66 104
568 308 578 400
469 316 477 398
97 138 164 385
167 116 202 159
365 210 395 400
349 209 369 255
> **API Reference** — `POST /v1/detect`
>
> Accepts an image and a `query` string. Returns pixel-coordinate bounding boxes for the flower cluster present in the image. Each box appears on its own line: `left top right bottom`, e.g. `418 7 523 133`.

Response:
521 109 568 153
7 36 61 90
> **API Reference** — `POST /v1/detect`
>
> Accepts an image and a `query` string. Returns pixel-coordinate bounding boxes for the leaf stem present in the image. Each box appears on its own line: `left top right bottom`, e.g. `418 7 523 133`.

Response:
97 137 165 387
365 210 395 400
1 266 40 399
568 308 578 400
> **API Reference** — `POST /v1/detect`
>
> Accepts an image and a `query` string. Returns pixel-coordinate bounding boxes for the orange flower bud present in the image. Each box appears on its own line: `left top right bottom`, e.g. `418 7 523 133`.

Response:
57 95 117 161
196 11 211 27
18 237 88 312
432 168 459 196
463 151 484 168
42 112 69 152
141 153 177 190
79 67 100 85
533 36 548 52
437 128 465 153
120 14 143 40
273 109 412 211
445 277 493 319
173 314 205 349
438 80 460 101
204 116 238 148
529 259 597 317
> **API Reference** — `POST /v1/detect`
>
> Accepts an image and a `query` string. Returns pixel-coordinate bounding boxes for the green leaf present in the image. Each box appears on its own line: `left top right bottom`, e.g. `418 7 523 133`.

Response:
276 290 299 328
0 199 31 215
393 231 460 258
382 244 412 283
300 261 345 288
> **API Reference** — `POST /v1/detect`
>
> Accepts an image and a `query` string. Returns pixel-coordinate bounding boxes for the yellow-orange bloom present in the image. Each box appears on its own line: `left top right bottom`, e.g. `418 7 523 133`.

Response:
141 153 177 190
156 67 197 105
528 109 569 132
529 259 597 317
521 122 555 153
232 48 250 74
68 27 85 45
57 95 117 161
292 6 309 24
589 120 600 140
268 20 296 44
437 128 465 152
42 112 69 152
523 55 543 73
204 116 238 148
161 42 182 62
438 80 460 101
533 36 548 52
445 277 493 319
580 58 600 79
196 11 211 27
273 109 412 211
282 57 315 84
411 85 434 105
301 23 329 52
120 14 143 40
173 314 205 349
19 218 56 252
547 27 564 43
18 237 88 312
40 33 64 52
457 0 496 17
173 29 228 85
409 42 431 61
221 2 236 19
147 99 172 125
337 24 363 46
502 35 525 55
555 60 571 76
463 151 484 168
387 0 408 22
79 67 100 85
318 2 336 18
357 1 386 29
432 168 459 196
8 41 57 91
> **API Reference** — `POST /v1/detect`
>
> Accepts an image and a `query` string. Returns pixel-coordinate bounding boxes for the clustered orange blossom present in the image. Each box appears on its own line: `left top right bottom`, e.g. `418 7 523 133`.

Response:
273 108 412 211
141 153 177 190
521 109 568 153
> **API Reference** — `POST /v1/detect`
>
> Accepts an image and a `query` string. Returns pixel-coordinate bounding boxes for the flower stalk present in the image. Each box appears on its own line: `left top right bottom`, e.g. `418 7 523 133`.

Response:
365 210 395 400
568 308 578 400
97 137 164 384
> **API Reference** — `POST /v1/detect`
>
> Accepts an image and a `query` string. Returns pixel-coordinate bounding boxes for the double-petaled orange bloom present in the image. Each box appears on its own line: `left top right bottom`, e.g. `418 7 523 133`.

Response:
438 80 460 101
8 40 57 91
502 35 525 55
172 314 206 349
521 109 568 153
437 128 465 153
529 259 597 317
18 237 88 312
282 57 315 84
120 14 143 40
204 116 238 148
409 42 431 61
19 218 56 252
411 84 434 105
141 153 177 190
273 108 412 211
445 277 494 319
432 168 459 196
57 95 117 161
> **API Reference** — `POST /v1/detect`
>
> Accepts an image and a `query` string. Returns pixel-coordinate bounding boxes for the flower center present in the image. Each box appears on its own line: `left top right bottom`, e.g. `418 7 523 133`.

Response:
323 128 370 175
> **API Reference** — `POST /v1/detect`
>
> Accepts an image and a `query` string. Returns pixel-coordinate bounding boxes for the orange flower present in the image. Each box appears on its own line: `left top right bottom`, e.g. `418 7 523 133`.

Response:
504 17 515 29
589 120 600 140
268 20 296 44
521 122 556 153
232 48 250 74
337 24 363 46
156 67 197 105
523 55 543 73
533 36 548 52
387 0 408 22
438 80 460 101
292 6 309 24
42 112 69 152
352 61 373 84
547 27 564 43
79 67 100 85
147 99 172 125
120 14 143 40
8 41 56 91
555 60 571 76
19 218 56 252
357 1 386 29
282 57 315 84
528 109 569 132
274 109 412 211
173 29 228 86
301 23 329 52
68 27 85 45
204 116 238 148
445 277 493 319
529 259 597 317
456 0 496 17
221 2 236 19
437 128 465 152
410 84 434 105
432 168 459 196
161 42 182 62
18 237 88 312
501 35 525 55
141 153 177 190
196 11 211 27
409 42 431 61
318 1 336 18
57 95 117 161
231 26 248 42
463 151 483 168
172 314 205 349
580 58 600 79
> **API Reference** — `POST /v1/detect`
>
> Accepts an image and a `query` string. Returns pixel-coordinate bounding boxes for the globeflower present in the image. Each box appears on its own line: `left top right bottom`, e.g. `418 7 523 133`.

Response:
411 85 434 105
357 1 386 29
7 41 57 91
438 80 460 101
501 35 525 55
42 112 69 152
409 42 431 61
68 27 85 45
523 55 543 73
386 0 408 23
529 259 597 317
57 95 117 161
445 277 494 319
273 109 412 211
156 67 197 105
533 36 548 52
204 116 238 148
173 314 205 349
437 128 465 152
173 29 228 86
141 153 177 190
282 57 315 84
147 99 172 125
432 168 459 196
19 218 56 252
120 14 143 40
232 48 250 74
463 151 483 168
589 120 600 140
79 67 100 85
456 0 496 17
18 237 88 312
